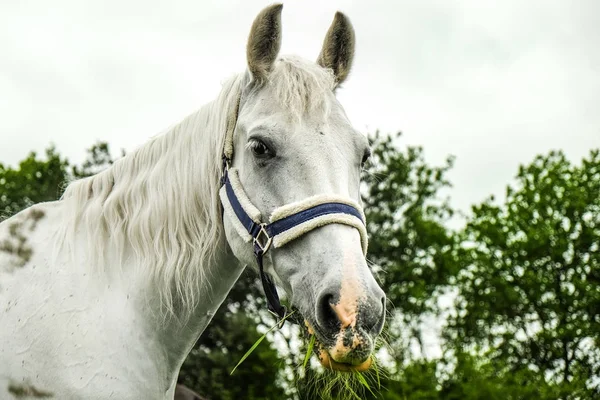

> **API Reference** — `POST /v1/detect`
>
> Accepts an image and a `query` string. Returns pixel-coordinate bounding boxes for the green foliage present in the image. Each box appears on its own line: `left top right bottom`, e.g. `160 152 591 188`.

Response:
438 351 560 400
0 146 69 218
377 353 571 400
230 309 296 376
0 141 117 219
377 360 439 400
362 132 459 358
296 365 384 400
72 142 120 178
303 335 316 370
448 149 600 398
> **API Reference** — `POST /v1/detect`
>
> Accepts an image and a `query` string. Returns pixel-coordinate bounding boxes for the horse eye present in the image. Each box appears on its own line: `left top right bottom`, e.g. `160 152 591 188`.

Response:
249 140 272 158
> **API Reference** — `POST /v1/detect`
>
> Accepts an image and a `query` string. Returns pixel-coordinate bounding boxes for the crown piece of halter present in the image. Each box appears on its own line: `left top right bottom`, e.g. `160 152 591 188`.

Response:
219 91 368 327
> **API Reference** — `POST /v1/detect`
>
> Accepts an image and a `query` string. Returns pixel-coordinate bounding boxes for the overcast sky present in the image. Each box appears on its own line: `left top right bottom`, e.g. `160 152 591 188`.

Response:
1 0 599 216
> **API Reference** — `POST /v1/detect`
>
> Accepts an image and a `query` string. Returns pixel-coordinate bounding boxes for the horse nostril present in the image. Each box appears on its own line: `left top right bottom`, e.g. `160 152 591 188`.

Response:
368 294 387 334
316 293 340 332
315 288 386 334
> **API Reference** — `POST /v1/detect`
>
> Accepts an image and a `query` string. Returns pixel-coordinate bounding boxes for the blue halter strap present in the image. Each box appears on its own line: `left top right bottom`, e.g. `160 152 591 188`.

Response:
219 158 367 326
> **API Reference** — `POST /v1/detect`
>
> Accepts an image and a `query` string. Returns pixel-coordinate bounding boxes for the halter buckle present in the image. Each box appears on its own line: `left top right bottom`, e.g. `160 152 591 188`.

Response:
253 223 272 254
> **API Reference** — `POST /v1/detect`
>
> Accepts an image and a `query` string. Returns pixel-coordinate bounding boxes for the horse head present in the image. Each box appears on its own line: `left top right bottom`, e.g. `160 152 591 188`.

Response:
222 4 386 372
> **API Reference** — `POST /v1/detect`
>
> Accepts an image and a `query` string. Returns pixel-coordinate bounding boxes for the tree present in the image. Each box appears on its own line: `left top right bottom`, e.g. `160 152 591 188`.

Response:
361 132 459 360
72 142 120 178
0 147 69 218
0 142 119 219
447 150 600 398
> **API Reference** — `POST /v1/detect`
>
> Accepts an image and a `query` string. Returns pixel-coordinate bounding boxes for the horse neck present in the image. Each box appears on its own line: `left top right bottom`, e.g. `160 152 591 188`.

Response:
140 249 245 388
81 238 245 394
109 104 245 376
136 106 249 384
59 89 247 386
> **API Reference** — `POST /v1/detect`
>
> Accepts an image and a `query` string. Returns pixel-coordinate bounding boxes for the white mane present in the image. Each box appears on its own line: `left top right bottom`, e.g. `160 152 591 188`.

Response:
56 56 336 317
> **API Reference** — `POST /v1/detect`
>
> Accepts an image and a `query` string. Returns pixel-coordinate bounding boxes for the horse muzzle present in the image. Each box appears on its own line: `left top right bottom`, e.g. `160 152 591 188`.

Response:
306 319 377 372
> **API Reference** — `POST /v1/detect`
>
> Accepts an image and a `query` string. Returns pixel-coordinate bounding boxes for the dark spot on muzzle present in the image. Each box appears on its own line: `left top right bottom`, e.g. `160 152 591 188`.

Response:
342 327 354 348
335 327 372 365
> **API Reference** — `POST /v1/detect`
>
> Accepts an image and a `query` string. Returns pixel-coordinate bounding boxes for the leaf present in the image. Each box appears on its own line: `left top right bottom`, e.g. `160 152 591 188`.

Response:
355 371 376 397
343 379 363 400
374 361 381 389
230 310 295 375
303 334 316 370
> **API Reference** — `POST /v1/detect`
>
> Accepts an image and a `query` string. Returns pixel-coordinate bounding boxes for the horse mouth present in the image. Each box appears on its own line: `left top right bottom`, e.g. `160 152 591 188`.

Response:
304 318 374 372
317 347 373 372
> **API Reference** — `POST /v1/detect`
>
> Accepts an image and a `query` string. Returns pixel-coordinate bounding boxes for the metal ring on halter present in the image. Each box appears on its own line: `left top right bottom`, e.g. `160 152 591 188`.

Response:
253 224 272 254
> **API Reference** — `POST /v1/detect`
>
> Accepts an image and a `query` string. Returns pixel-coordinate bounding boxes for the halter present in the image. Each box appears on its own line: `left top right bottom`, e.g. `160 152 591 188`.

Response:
219 95 368 327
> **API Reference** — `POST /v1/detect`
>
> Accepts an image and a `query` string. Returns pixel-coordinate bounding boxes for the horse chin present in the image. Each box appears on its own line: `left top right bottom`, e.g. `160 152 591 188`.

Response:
317 347 373 372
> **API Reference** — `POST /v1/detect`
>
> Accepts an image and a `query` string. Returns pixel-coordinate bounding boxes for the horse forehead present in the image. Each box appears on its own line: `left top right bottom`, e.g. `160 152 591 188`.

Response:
242 86 343 126
239 88 360 157
241 106 354 142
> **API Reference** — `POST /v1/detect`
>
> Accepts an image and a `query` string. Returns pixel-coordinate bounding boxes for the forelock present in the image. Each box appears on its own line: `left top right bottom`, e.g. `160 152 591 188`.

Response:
266 55 336 120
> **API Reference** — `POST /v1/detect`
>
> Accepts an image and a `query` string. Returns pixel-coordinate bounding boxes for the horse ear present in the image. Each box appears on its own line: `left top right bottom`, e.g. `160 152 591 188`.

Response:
317 12 355 87
247 4 283 83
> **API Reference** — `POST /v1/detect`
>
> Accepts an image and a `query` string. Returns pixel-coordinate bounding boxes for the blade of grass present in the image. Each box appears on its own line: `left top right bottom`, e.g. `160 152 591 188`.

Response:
303 334 316 370
374 360 381 389
230 311 295 375
355 371 376 397
343 379 363 400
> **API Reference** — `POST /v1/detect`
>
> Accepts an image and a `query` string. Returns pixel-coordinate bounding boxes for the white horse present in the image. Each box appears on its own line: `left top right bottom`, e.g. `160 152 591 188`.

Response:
0 4 386 399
